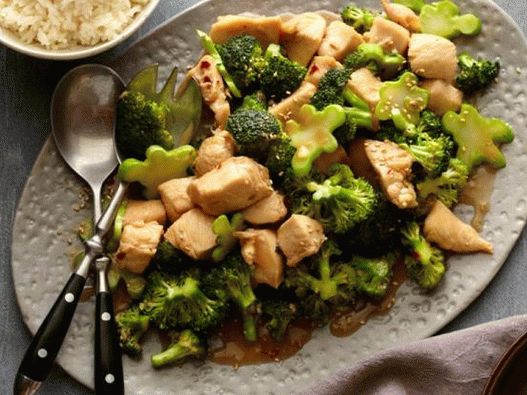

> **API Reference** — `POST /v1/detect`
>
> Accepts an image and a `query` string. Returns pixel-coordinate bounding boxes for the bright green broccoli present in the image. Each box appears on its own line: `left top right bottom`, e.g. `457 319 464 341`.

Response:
239 91 267 111
401 222 446 290
216 35 263 91
393 0 425 12
400 133 454 177
341 3 376 33
115 306 150 356
417 158 469 207
140 270 225 331
211 213 245 263
151 330 205 368
343 43 406 79
107 261 146 300
226 109 281 159
442 104 514 170
350 254 395 299
456 52 500 95
257 44 307 100
151 240 194 274
106 199 127 252
261 299 298 342
420 0 482 39
310 68 351 110
417 110 445 137
265 133 297 182
335 106 374 145
203 253 259 342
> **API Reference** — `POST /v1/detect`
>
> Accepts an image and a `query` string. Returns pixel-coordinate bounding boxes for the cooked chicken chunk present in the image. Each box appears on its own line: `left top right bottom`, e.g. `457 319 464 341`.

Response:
424 201 493 254
318 21 364 61
364 140 417 209
347 68 383 111
347 139 380 188
305 56 343 86
123 200 166 226
164 208 217 260
116 221 164 274
187 55 230 128
242 191 288 225
194 130 236 176
280 13 327 66
188 156 273 216
235 229 284 288
408 34 458 82
382 0 421 32
421 79 463 116
209 15 281 48
277 214 326 267
314 145 349 174
364 16 410 54
158 177 195 222
269 81 317 124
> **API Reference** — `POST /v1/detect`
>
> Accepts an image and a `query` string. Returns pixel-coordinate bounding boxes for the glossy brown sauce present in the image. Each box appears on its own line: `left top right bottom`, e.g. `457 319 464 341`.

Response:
459 165 497 231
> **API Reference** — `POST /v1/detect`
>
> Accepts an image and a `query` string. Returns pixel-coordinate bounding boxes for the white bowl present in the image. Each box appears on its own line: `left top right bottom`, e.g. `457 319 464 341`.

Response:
0 0 160 60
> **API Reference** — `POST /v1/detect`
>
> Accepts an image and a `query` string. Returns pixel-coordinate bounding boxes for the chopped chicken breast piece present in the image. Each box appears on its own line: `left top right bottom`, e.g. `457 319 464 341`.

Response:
123 200 166 226
116 221 164 274
408 34 458 82
164 208 217 260
158 177 195 222
424 201 493 254
314 145 349 174
382 0 421 32
318 21 364 61
188 156 273 216
364 16 410 54
269 81 317 124
420 79 463 116
277 214 326 267
280 13 327 66
347 68 383 111
364 140 417 209
209 15 281 48
194 130 236 176
242 191 288 225
235 229 284 288
305 56 343 86
187 55 230 128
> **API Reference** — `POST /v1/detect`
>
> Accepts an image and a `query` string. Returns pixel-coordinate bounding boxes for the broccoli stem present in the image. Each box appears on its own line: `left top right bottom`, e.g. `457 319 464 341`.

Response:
345 107 373 129
151 343 193 368
242 311 258 342
343 89 370 111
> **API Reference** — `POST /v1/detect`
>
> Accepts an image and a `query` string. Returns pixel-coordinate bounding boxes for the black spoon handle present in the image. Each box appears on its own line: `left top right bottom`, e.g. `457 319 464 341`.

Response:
95 290 124 395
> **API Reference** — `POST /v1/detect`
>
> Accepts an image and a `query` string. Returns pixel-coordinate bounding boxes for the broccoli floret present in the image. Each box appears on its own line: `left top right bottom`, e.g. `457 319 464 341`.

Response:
261 299 298 342
350 255 395 299
216 35 263 91
343 43 406 79
417 110 445 137
420 0 482 39
417 158 469 207
335 107 374 145
257 43 307 101
115 306 150 356
239 91 267 111
456 52 500 95
151 240 194 274
151 329 205 368
310 68 351 110
203 253 259 342
265 133 297 183
341 4 376 33
140 270 225 331
393 0 425 12
296 164 377 234
401 222 446 290
400 133 454 177
211 213 245 263
226 109 281 159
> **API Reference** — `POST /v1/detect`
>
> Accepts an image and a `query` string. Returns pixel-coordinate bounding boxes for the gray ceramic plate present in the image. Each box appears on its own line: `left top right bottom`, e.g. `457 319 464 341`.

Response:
11 0 527 393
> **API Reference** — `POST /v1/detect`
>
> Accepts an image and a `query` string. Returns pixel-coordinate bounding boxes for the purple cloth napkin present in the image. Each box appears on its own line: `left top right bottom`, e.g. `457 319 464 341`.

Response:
302 315 527 395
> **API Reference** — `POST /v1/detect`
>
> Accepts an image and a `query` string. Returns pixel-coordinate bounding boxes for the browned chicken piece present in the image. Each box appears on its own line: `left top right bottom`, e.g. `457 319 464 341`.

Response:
364 140 417 209
164 208 217 260
209 15 281 48
193 130 236 176
424 201 493 254
188 156 273 216
280 13 327 66
305 56 343 86
277 214 326 267
158 177 195 223
408 34 458 82
347 68 383 111
242 191 288 225
420 79 463 116
235 229 284 288
269 81 317 124
116 221 164 274
314 145 349 174
382 0 421 32
318 21 364 61
187 55 230 128
347 139 380 188
123 199 166 226
364 16 410 54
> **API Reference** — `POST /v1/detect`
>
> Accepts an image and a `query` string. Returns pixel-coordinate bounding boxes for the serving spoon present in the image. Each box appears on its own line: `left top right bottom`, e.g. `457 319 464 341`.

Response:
14 65 127 395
